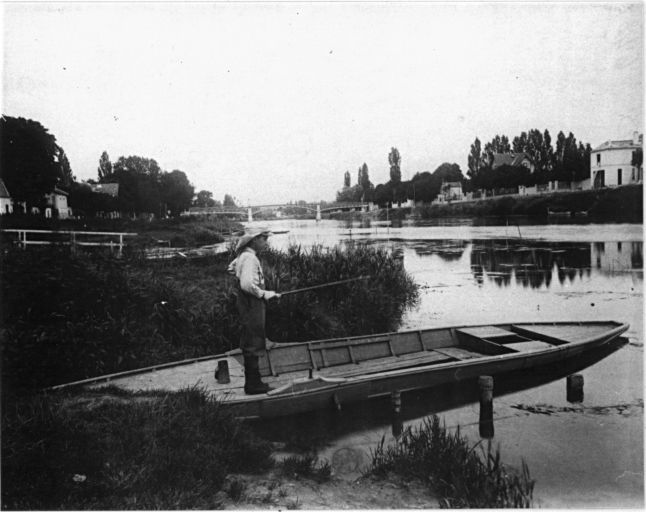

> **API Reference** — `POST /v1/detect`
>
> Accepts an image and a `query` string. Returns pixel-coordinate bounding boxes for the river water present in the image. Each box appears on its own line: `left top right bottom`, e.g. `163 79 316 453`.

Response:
249 217 643 508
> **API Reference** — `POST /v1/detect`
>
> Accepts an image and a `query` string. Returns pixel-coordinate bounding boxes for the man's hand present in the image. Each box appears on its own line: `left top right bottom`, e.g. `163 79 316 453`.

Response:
263 291 281 300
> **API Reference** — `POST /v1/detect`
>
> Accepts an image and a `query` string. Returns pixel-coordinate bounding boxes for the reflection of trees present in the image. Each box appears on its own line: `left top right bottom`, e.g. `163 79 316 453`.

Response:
631 243 643 269
591 241 643 273
411 240 467 261
470 239 591 289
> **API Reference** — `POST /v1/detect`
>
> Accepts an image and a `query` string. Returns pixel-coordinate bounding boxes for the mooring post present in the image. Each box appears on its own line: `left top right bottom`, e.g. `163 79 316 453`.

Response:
215 360 230 384
70 231 77 255
566 374 584 403
391 390 403 437
478 375 494 439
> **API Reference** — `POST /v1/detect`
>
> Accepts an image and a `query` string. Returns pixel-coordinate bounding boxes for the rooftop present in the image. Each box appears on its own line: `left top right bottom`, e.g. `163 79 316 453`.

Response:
0 178 10 198
593 134 643 152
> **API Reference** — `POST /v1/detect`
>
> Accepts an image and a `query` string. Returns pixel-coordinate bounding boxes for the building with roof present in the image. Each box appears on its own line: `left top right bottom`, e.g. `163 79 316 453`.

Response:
590 132 643 188
90 182 119 197
44 187 72 218
0 178 13 215
490 152 535 173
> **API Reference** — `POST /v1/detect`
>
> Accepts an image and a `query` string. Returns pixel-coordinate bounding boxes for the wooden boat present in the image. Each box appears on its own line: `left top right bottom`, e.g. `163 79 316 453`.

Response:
51 321 628 419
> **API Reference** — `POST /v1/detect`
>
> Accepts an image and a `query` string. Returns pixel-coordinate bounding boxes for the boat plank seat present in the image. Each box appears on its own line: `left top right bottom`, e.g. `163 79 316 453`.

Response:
320 349 458 378
511 323 615 344
457 326 521 342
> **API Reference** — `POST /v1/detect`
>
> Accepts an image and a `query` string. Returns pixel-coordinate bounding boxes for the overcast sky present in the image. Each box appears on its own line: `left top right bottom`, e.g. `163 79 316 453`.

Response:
2 2 643 205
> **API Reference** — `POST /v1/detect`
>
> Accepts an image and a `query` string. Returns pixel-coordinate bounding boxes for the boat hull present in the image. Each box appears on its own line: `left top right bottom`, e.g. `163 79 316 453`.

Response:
49 321 629 419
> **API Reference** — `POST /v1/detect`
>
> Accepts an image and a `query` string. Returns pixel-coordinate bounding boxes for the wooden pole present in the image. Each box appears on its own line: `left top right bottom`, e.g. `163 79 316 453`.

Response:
280 276 370 297
566 374 584 403
391 390 403 437
215 360 230 384
478 375 494 439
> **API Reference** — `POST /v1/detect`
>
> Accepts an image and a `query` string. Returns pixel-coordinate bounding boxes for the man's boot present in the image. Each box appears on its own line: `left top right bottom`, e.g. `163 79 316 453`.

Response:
244 356 272 395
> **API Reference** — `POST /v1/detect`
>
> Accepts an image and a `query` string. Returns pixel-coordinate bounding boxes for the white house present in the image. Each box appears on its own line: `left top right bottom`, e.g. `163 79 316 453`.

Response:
45 187 72 218
590 132 643 188
0 178 13 214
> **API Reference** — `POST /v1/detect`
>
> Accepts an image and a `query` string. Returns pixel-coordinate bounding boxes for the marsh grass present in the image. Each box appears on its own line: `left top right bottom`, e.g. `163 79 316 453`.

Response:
279 453 332 483
368 415 534 508
1 386 273 509
2 241 418 393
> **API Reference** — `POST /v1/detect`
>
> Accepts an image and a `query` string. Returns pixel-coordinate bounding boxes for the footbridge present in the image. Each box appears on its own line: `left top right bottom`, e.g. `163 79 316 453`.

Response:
185 202 369 221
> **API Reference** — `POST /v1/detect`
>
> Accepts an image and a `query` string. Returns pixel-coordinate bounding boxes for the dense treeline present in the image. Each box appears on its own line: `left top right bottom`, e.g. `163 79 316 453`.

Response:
468 129 591 189
0 116 196 218
337 128 601 206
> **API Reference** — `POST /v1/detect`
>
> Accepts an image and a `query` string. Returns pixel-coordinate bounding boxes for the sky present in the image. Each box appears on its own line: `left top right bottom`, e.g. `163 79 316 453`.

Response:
2 2 643 205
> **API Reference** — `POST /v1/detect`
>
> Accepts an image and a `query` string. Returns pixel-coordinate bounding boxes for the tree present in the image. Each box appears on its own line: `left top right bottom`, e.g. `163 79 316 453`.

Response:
467 137 482 180
57 147 74 188
336 184 362 202
111 155 162 215
357 163 374 201
98 151 113 182
194 190 216 207
388 147 402 184
68 181 118 217
0 115 65 210
343 171 351 188
160 170 194 217
223 194 237 207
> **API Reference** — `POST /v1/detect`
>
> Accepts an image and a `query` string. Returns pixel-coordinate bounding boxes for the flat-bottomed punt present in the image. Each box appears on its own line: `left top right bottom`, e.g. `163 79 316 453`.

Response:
52 321 629 418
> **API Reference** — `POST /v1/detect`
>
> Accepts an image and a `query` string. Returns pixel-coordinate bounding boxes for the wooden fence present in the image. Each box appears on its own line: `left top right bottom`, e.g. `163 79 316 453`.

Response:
1 229 137 256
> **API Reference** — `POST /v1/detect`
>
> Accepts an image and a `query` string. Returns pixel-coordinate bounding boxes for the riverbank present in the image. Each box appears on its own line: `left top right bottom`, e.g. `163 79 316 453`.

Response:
409 184 643 222
325 184 644 223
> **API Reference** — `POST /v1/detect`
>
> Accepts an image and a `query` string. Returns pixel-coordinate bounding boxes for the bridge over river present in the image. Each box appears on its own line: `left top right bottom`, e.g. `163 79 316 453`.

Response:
185 202 370 221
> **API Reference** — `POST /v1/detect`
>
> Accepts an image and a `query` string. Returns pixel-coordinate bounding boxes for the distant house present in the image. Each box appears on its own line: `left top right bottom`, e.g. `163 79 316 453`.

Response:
45 187 72 219
490 152 535 173
90 182 119 197
432 181 465 204
590 132 643 188
0 178 13 215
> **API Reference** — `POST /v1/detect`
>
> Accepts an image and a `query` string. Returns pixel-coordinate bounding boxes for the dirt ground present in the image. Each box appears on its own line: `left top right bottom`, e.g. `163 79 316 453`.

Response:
217 471 440 509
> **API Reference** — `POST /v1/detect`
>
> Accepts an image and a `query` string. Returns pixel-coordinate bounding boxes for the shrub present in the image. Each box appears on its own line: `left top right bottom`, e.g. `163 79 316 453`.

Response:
368 415 534 508
1 387 273 509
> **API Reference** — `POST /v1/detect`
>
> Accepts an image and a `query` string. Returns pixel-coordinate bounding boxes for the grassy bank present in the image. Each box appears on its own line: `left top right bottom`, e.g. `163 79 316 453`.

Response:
415 184 643 222
1 242 417 394
1 387 274 509
369 416 534 508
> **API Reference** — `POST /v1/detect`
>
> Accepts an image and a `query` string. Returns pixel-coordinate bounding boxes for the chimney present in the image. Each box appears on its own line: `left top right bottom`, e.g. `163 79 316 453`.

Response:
633 131 640 144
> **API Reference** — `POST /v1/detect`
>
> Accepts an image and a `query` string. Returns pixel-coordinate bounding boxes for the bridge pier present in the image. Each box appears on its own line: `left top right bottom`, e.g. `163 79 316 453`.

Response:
316 204 321 222
247 207 253 223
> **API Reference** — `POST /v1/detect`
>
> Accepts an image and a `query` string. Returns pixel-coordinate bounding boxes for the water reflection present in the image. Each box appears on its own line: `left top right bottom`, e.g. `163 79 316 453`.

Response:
592 241 643 274
402 238 642 289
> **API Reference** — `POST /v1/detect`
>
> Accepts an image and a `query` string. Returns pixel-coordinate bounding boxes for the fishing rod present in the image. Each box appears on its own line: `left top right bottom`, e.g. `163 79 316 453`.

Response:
280 275 371 296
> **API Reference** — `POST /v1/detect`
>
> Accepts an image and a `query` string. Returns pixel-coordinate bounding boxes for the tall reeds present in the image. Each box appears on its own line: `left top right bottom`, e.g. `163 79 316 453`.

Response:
1 241 418 393
368 415 534 508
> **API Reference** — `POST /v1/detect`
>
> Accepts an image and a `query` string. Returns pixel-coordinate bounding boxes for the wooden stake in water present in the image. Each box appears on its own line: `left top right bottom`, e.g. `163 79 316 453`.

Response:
478 375 494 439
566 374 584 403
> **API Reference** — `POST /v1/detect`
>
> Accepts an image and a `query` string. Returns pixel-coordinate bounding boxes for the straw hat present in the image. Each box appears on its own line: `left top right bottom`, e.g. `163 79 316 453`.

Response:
235 227 273 252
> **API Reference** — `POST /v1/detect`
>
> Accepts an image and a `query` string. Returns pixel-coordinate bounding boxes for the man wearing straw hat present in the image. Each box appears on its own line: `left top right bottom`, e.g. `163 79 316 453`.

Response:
227 227 281 394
